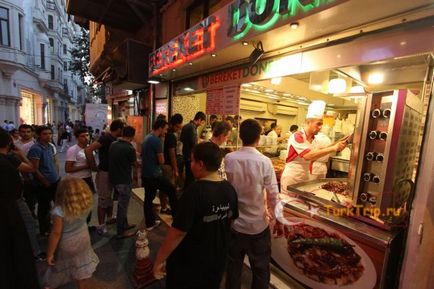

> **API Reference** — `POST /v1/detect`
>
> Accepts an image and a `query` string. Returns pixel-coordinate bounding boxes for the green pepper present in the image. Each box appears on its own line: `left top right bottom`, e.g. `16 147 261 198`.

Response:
289 237 353 251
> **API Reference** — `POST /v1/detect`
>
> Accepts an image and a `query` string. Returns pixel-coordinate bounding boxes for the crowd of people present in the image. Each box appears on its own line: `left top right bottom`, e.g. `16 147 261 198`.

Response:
1 112 308 289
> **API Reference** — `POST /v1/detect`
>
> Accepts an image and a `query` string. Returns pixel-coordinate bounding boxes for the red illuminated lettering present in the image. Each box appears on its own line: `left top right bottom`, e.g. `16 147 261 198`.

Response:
150 15 220 74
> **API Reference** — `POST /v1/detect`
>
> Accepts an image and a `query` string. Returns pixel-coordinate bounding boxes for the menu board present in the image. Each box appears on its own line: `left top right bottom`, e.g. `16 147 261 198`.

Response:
155 99 168 116
206 85 240 115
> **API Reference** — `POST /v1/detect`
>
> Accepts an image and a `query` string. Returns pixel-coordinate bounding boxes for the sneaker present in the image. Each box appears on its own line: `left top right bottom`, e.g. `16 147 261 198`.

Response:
88 225 97 232
106 217 117 225
145 220 161 231
160 208 172 215
116 230 137 239
35 252 47 262
125 224 136 231
96 225 108 235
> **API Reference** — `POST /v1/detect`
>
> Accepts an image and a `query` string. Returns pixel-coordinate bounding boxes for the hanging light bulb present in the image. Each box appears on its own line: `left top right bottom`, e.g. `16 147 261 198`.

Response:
350 85 365 93
328 78 347 94
367 72 384 84
271 77 282 85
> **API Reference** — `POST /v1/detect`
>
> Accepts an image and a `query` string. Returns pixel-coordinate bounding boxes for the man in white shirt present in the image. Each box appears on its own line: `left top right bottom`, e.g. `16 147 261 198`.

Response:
15 125 36 155
266 123 285 154
15 125 37 212
65 127 94 192
225 119 279 289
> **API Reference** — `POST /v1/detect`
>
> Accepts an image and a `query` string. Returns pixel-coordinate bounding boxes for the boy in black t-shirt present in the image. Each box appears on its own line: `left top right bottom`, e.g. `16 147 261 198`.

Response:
153 142 239 289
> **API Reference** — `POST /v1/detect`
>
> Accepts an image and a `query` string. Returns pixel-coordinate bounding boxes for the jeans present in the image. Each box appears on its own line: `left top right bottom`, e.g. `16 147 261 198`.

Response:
226 227 271 289
113 184 132 235
184 159 194 189
34 181 58 234
82 176 95 224
142 176 178 227
16 198 41 256
22 181 36 215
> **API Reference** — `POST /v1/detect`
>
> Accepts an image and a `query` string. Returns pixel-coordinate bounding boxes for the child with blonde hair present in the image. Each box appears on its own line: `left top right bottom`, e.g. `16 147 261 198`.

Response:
44 177 99 289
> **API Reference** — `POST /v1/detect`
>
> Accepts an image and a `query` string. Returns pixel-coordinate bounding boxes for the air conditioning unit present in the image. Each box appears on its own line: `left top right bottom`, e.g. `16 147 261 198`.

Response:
240 100 265 113
275 105 298 115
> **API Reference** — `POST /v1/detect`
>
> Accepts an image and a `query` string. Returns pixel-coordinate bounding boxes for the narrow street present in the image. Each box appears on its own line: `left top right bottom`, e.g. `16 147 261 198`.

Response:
35 140 260 289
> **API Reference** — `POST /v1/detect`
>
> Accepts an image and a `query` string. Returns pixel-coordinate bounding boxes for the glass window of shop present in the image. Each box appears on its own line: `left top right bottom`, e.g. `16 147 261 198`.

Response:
0 7 10 46
20 91 36 124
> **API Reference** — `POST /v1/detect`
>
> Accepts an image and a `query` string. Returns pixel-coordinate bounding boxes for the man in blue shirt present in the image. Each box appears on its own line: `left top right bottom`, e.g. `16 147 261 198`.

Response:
28 126 60 235
141 119 178 230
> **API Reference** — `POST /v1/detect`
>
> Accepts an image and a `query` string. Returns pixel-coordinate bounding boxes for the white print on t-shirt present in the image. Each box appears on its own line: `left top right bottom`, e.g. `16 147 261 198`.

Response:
203 202 232 223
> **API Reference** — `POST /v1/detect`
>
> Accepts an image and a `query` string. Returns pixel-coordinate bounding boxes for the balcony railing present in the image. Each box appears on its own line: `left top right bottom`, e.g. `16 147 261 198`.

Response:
47 0 56 10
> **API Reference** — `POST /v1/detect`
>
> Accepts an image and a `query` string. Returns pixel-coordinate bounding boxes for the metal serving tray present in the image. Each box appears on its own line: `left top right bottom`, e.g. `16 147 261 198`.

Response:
286 178 353 209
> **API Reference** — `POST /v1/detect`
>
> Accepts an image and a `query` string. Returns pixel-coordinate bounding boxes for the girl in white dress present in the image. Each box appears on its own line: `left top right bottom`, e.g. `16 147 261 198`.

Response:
44 177 99 289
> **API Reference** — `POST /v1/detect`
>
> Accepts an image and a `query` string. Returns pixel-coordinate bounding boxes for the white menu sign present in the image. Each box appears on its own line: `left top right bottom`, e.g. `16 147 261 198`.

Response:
206 85 240 115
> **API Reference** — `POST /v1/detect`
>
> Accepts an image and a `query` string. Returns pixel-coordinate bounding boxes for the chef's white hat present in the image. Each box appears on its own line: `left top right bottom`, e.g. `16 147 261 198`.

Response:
306 100 326 119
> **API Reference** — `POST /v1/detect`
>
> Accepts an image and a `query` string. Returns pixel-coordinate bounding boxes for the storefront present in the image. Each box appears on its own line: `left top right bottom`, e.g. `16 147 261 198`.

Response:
19 90 44 125
149 1 434 288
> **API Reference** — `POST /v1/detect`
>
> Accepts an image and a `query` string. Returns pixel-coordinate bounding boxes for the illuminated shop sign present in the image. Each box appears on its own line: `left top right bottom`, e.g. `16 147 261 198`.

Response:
202 59 274 88
149 15 220 74
228 0 336 40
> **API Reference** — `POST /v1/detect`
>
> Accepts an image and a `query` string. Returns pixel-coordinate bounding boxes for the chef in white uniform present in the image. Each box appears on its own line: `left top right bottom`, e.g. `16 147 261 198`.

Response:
310 132 332 180
280 100 347 193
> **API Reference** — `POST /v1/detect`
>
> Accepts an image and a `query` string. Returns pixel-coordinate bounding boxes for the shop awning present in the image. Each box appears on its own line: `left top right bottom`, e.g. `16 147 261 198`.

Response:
66 0 163 31
91 39 151 89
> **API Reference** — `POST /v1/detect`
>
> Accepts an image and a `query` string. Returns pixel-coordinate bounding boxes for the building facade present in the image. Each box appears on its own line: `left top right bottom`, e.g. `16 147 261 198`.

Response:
67 0 167 133
0 0 85 126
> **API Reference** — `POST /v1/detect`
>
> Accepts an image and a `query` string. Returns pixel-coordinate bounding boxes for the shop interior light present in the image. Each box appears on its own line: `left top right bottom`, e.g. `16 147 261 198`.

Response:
290 22 299 29
249 41 265 66
172 68 176 72
147 78 161 84
242 41 249 46
271 77 282 85
183 87 194 92
367 72 384 84
241 83 252 87
328 78 347 94
265 88 274 92
211 53 217 57
188 62 193 65
350 85 365 93
309 70 330 93
296 101 309 106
